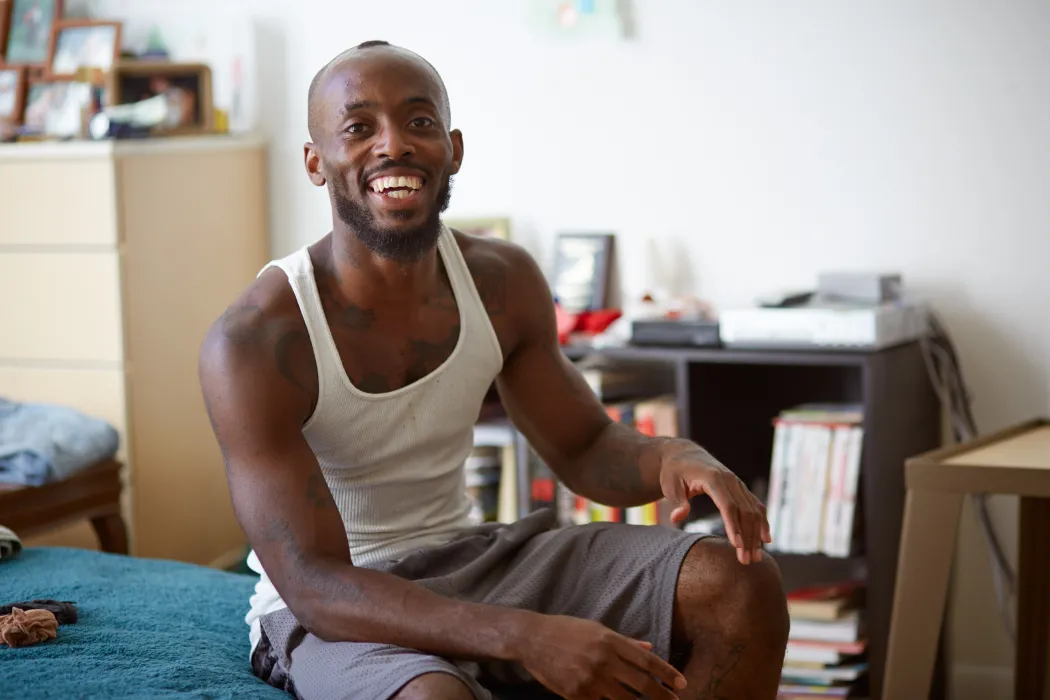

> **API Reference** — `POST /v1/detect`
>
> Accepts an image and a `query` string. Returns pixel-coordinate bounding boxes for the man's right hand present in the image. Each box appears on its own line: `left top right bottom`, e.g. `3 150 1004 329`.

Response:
516 614 687 700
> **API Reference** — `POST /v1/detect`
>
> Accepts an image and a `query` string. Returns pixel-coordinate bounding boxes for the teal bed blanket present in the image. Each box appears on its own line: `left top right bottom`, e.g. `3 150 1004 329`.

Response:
1 547 289 699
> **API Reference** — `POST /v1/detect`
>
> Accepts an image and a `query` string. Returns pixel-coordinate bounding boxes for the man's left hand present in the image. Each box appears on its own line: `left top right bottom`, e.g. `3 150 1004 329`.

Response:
658 444 771 565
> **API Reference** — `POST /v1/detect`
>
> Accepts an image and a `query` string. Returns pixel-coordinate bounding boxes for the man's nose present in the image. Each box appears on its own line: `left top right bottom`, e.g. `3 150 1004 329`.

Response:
373 124 415 160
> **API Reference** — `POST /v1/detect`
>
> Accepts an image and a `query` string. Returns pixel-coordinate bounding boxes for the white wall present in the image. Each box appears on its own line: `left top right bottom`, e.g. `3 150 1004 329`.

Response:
73 1 1050 695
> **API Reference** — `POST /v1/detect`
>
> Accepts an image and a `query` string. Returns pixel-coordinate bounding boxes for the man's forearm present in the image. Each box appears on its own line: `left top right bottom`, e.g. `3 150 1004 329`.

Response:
563 421 720 507
290 556 537 661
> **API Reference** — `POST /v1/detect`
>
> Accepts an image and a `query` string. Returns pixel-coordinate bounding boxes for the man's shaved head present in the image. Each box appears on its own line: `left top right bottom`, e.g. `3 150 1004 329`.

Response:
302 40 464 264
307 40 451 142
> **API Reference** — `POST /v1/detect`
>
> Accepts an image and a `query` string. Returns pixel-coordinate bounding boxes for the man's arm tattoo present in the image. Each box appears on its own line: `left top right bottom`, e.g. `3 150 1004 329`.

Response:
473 265 507 316
587 431 647 492
306 473 339 510
547 351 656 501
274 328 314 394
220 304 266 345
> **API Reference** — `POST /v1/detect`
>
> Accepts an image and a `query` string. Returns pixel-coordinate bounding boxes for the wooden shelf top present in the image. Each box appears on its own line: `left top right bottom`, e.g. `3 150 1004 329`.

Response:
561 340 896 366
907 417 1050 496
0 133 267 161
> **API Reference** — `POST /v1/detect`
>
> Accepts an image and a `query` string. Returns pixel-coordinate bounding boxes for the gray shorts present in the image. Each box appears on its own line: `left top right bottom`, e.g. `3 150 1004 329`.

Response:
250 508 709 700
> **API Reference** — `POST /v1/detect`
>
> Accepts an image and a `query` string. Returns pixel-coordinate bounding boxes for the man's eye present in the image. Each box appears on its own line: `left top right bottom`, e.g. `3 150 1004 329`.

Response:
411 117 435 128
346 123 367 134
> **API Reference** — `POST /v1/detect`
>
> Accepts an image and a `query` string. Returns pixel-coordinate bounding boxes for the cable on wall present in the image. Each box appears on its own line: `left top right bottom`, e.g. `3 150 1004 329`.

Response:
918 311 1016 645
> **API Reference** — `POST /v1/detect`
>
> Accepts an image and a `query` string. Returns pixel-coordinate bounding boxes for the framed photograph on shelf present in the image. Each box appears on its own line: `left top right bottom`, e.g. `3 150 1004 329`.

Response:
47 19 120 80
4 0 63 66
21 78 89 137
445 217 511 241
0 1 11 62
0 64 25 122
107 61 213 133
549 232 615 312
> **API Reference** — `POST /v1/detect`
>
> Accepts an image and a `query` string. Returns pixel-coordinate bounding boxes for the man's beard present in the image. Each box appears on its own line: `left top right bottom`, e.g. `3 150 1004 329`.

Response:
332 173 454 264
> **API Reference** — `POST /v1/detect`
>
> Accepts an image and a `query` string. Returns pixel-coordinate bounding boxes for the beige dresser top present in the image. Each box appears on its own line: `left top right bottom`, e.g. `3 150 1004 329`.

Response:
0 133 267 161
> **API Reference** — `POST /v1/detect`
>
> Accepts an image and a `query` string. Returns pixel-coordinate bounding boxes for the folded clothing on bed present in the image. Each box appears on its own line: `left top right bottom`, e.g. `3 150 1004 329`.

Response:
0 397 119 486
0 600 77 624
1 607 59 648
0 524 22 562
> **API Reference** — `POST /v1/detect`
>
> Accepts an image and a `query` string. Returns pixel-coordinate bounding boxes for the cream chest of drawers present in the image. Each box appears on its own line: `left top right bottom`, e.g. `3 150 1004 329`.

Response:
0 134 270 565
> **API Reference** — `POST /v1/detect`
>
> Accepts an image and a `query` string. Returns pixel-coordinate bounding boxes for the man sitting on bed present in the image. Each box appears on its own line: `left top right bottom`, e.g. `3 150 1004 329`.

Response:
198 40 789 700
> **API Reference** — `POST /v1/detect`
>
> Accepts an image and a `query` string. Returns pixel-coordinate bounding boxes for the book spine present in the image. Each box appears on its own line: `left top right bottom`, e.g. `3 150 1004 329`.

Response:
766 419 789 546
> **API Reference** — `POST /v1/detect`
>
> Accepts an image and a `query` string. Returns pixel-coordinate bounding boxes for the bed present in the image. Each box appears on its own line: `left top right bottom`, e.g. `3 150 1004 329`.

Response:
3 547 554 699
2 547 289 699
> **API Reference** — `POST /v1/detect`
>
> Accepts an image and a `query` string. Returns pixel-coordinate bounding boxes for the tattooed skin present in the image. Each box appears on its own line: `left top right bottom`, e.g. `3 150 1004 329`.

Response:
305 473 339 510
309 252 467 393
697 643 746 700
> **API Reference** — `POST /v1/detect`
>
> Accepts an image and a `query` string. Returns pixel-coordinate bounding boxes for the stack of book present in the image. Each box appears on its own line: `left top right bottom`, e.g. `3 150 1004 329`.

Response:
766 403 865 556
779 581 868 698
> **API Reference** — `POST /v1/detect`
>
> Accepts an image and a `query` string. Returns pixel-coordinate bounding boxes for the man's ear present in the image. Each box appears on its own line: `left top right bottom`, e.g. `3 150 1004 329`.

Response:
304 143 326 186
450 129 464 175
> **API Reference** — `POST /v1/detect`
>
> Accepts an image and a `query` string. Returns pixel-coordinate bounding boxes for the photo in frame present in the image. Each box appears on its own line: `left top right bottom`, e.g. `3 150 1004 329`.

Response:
445 217 511 241
0 1 11 61
21 78 89 136
107 61 213 133
48 19 120 80
549 232 615 312
4 0 62 66
0 64 25 121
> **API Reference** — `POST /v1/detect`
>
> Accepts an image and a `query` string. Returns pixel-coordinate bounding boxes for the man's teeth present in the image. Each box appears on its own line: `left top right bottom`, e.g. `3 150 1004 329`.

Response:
370 175 423 194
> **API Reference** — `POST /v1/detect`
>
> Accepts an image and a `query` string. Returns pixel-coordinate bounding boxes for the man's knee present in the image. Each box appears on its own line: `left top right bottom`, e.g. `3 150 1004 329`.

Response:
392 672 475 700
674 536 789 640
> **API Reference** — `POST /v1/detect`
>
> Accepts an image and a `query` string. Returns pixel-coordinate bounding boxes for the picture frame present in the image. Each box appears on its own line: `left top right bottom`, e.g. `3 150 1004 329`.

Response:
47 19 120 81
21 78 90 137
4 0 63 67
107 61 214 134
0 63 25 122
445 217 511 241
549 232 615 312
0 1 11 62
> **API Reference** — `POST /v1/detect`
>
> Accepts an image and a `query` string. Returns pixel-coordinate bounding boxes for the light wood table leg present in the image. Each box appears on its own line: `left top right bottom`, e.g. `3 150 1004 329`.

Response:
883 489 963 699
1016 496 1050 700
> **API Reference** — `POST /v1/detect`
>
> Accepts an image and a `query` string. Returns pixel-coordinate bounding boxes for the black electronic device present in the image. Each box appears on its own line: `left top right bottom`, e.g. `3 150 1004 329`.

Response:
630 319 722 348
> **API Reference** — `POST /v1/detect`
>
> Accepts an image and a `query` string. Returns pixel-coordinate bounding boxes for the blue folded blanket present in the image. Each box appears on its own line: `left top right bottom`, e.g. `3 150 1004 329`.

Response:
0 398 119 486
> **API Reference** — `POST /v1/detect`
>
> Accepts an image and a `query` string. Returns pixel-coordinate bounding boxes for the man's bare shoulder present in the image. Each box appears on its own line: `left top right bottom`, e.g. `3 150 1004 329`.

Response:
451 228 548 296
450 228 555 352
198 265 318 417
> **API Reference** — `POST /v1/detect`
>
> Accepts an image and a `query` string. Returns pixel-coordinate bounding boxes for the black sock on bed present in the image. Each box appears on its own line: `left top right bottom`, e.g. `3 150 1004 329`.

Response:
0 600 78 624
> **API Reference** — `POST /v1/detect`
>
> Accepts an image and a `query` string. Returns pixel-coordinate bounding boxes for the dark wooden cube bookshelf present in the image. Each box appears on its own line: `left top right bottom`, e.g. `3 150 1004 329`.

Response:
483 339 943 700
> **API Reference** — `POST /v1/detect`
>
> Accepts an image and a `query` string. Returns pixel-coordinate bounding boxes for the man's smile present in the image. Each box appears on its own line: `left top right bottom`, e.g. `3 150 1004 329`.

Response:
368 174 424 200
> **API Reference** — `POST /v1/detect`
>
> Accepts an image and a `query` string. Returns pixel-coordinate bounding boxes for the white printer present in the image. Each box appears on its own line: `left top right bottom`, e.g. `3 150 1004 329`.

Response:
718 272 929 351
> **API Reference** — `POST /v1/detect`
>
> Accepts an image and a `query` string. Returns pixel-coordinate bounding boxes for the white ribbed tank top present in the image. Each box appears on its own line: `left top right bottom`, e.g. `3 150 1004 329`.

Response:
244 225 503 653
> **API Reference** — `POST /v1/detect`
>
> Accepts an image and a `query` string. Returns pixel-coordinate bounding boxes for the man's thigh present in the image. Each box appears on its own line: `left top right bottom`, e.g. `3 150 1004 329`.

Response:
475 520 710 663
253 608 491 700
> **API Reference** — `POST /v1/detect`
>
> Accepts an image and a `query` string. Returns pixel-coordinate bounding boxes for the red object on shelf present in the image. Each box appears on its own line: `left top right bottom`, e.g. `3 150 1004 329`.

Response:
553 304 622 344
554 304 577 345
786 579 865 601
531 478 555 503
578 308 622 333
